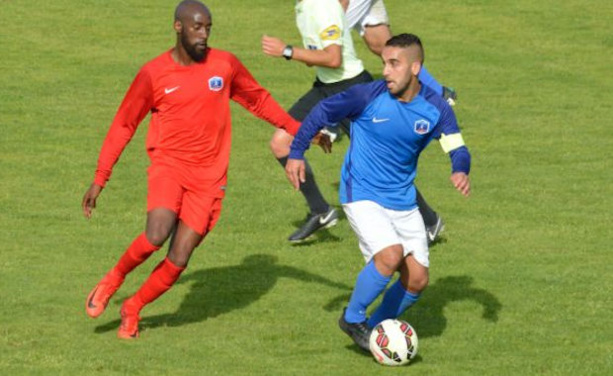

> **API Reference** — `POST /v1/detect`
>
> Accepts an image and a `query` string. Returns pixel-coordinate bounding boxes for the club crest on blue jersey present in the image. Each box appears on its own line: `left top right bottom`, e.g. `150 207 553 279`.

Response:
208 76 224 92
414 119 430 135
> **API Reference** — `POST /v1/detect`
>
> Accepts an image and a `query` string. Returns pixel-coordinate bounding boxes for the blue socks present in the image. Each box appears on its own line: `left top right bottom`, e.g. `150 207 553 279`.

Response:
418 66 444 96
367 280 420 328
345 261 391 323
345 262 422 326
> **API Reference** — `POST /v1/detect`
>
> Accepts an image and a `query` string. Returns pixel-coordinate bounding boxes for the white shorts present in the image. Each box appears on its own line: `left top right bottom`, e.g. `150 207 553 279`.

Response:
343 200 429 267
346 0 390 36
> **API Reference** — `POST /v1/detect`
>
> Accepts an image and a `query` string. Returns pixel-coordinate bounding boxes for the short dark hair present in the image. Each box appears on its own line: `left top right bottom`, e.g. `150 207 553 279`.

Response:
385 33 424 63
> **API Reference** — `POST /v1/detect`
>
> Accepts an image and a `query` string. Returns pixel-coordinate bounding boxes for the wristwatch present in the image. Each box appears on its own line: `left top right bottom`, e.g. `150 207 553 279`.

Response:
282 45 293 60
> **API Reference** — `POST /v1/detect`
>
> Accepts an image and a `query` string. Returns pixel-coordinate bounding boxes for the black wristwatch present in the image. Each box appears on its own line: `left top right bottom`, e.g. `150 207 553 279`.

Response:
282 45 293 60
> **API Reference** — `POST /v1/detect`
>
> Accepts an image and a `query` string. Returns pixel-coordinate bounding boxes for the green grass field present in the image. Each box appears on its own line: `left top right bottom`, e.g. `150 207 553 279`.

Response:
1 0 612 374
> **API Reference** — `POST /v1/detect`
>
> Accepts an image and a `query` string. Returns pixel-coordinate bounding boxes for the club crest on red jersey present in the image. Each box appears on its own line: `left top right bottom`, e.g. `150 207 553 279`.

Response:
208 76 224 91
414 119 430 135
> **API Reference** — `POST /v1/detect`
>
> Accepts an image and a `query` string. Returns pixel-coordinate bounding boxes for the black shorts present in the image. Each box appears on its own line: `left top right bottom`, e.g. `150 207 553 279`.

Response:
288 70 373 134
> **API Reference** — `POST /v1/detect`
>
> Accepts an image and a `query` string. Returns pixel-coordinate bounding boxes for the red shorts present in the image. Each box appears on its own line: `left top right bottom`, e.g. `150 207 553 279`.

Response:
147 162 224 235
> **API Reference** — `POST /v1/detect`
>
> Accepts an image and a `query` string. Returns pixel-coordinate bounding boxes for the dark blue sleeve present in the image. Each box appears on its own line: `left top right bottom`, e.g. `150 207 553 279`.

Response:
288 81 387 160
450 146 471 174
431 103 460 139
430 100 471 174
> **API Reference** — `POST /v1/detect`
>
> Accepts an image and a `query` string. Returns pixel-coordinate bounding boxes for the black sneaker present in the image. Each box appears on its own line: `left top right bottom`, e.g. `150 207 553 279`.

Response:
442 86 457 106
338 308 371 352
288 207 339 242
426 215 445 245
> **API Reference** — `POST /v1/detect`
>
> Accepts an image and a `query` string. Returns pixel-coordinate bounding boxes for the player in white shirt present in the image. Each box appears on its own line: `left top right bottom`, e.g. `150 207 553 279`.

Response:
261 0 446 244
341 0 390 54
262 0 374 243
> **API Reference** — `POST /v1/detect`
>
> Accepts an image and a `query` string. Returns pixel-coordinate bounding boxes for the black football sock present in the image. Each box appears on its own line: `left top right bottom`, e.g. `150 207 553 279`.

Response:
416 188 438 227
277 156 329 214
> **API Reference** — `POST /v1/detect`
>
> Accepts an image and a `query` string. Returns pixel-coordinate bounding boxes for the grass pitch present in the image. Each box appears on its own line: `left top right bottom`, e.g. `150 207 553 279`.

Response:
1 0 612 375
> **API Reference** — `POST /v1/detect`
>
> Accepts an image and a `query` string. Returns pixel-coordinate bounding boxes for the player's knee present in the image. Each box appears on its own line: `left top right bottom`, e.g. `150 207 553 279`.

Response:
269 131 291 158
374 246 404 276
408 275 429 293
145 226 172 247
145 208 177 246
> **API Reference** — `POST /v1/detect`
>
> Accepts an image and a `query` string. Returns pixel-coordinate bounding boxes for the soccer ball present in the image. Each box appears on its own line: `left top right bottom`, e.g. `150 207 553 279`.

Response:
369 319 418 366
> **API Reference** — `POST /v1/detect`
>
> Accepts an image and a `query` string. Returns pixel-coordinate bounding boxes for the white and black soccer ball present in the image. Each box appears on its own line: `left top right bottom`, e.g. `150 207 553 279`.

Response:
369 319 418 366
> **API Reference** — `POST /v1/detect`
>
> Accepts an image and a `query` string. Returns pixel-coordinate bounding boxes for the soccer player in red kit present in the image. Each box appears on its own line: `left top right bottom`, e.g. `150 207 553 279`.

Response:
82 0 312 339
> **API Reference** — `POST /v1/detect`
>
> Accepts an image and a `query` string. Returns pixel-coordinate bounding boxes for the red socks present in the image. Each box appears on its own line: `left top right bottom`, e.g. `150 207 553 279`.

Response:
124 257 185 315
113 233 160 277
112 234 185 316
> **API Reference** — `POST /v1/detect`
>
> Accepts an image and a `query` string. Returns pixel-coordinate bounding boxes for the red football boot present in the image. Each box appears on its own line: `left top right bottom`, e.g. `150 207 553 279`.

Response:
85 269 124 318
117 299 141 339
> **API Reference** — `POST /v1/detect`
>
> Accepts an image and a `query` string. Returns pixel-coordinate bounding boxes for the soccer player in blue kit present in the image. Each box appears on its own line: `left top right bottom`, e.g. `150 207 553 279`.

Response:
285 33 471 351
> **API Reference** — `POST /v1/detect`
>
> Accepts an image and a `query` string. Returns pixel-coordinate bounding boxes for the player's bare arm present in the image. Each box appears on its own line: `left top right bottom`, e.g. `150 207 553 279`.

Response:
82 183 103 219
261 35 342 68
272 128 332 157
361 25 391 56
285 158 306 190
450 172 470 197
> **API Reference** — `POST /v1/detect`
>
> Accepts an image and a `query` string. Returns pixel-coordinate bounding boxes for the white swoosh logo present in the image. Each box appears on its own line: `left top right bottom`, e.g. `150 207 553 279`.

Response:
427 230 436 241
372 117 390 123
164 86 180 94
319 211 335 225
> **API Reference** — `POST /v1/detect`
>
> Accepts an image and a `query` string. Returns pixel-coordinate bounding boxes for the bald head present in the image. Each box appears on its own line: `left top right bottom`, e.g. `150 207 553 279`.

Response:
385 33 424 64
173 0 212 63
175 0 211 23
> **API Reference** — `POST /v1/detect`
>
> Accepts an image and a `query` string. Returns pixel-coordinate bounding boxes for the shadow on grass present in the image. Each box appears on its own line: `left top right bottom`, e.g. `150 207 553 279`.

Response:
325 275 501 358
402 275 502 338
325 275 501 342
94 254 351 334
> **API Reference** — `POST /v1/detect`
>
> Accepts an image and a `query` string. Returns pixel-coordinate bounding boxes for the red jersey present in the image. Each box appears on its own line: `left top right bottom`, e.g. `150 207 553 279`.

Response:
94 48 300 189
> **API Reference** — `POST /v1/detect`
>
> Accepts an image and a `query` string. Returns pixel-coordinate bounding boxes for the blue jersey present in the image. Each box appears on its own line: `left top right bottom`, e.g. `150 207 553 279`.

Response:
290 80 470 210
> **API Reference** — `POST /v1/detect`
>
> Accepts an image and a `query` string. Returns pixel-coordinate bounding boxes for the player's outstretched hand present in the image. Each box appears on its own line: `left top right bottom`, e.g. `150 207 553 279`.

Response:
311 131 332 153
261 35 285 58
285 158 306 190
450 172 470 197
82 183 103 219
